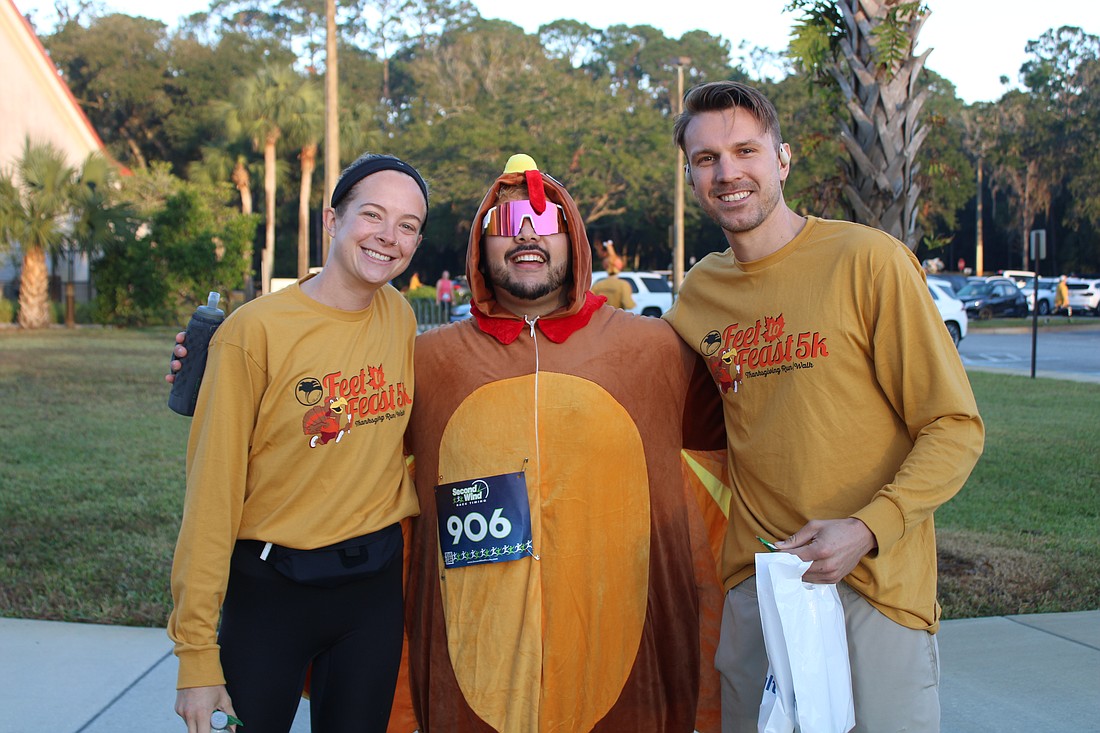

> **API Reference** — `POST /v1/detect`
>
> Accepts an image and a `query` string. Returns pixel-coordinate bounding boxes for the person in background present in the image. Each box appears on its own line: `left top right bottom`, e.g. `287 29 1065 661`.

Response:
168 153 427 733
1055 274 1072 318
591 240 636 311
667 80 984 732
435 269 455 318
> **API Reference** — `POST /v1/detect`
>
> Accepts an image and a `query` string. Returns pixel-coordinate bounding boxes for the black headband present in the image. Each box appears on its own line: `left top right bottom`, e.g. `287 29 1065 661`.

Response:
330 155 430 210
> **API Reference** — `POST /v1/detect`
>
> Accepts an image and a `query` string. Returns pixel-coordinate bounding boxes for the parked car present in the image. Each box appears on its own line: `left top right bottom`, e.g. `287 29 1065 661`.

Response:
955 277 1028 319
928 280 967 347
999 269 1037 288
451 275 470 303
590 270 674 317
927 273 970 294
449 302 473 322
1065 277 1100 315
1019 277 1058 315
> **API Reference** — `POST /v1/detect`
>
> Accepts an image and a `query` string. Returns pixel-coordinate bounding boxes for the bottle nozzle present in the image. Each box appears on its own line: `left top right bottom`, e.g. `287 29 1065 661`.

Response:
211 709 244 730
206 291 221 309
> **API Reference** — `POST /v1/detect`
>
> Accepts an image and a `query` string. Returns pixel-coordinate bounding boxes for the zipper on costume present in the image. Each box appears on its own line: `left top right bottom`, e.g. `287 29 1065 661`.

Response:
523 315 541 472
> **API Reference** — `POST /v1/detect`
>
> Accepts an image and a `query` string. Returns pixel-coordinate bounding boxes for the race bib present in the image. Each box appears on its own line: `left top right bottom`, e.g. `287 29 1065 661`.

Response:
435 471 534 569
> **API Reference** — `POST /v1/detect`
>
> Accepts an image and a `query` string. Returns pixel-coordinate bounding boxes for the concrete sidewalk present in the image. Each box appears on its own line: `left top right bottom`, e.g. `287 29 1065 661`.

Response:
1 611 1097 732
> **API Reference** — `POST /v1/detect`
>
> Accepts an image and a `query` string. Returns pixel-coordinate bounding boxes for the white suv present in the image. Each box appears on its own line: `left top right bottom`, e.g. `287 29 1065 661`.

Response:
590 271 674 317
927 280 967 346
1066 278 1100 315
1020 277 1058 315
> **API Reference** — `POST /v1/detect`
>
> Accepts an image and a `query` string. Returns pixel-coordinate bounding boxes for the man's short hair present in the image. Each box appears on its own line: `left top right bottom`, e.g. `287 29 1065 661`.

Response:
494 182 528 204
673 81 783 153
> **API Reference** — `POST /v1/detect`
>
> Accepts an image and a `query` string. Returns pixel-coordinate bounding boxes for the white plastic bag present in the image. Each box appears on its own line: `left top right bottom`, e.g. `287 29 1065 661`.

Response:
756 553 855 733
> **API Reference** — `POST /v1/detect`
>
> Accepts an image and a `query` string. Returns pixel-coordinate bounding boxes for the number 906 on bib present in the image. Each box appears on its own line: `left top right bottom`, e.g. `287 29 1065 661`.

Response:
434 471 534 569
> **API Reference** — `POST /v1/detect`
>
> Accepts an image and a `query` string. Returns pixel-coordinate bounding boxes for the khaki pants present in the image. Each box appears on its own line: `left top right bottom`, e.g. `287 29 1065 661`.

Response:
716 577 940 732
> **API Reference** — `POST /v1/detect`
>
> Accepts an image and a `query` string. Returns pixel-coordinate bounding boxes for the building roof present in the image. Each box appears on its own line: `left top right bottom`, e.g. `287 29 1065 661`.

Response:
0 0 108 169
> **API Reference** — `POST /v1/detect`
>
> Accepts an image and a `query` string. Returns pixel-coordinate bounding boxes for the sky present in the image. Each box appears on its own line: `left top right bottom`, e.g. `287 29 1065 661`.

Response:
14 0 1100 104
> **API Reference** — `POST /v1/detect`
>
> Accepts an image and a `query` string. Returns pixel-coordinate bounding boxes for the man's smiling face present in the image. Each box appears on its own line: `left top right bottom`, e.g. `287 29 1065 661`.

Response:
683 107 789 238
481 190 571 314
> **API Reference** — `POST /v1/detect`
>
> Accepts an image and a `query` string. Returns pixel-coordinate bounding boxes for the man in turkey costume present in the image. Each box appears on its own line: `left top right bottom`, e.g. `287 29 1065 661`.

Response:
404 154 728 733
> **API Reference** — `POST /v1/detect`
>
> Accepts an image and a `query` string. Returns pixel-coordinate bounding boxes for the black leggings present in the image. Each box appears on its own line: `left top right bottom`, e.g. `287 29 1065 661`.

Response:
218 529 404 733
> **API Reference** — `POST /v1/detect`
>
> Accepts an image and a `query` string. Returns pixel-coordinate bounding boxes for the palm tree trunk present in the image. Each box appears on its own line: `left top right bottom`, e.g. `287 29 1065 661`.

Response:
976 159 985 275
232 158 253 215
231 157 256 299
18 245 51 329
262 135 277 294
298 143 317 278
324 0 339 264
382 57 391 102
1022 167 1032 270
830 0 929 249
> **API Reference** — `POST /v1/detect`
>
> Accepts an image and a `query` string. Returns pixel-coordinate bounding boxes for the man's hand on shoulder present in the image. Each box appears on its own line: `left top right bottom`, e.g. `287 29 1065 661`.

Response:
775 517 877 584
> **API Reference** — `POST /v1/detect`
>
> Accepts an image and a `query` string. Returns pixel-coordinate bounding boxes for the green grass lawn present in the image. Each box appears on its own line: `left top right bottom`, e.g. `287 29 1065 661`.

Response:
0 328 190 626
0 328 1097 626
935 371 1100 617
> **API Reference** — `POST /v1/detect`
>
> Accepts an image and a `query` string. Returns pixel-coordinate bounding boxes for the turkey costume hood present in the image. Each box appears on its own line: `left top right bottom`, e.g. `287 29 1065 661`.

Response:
466 154 602 344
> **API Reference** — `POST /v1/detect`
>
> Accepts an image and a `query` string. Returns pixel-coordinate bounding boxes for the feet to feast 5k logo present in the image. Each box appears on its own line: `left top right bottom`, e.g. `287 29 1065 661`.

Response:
296 365 412 448
700 314 829 394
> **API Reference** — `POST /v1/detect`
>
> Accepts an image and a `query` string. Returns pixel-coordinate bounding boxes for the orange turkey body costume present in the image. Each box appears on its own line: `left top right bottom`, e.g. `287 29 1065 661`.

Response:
403 157 727 732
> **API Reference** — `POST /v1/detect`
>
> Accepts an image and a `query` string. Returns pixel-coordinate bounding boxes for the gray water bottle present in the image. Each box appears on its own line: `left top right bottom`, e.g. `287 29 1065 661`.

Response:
210 710 243 732
167 292 224 416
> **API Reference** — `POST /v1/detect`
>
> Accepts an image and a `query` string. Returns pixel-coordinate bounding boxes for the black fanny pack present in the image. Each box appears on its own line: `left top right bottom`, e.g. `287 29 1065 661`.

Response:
255 523 402 588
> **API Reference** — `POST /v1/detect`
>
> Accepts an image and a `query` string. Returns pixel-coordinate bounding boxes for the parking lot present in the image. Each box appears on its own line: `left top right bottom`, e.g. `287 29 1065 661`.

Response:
958 325 1100 382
